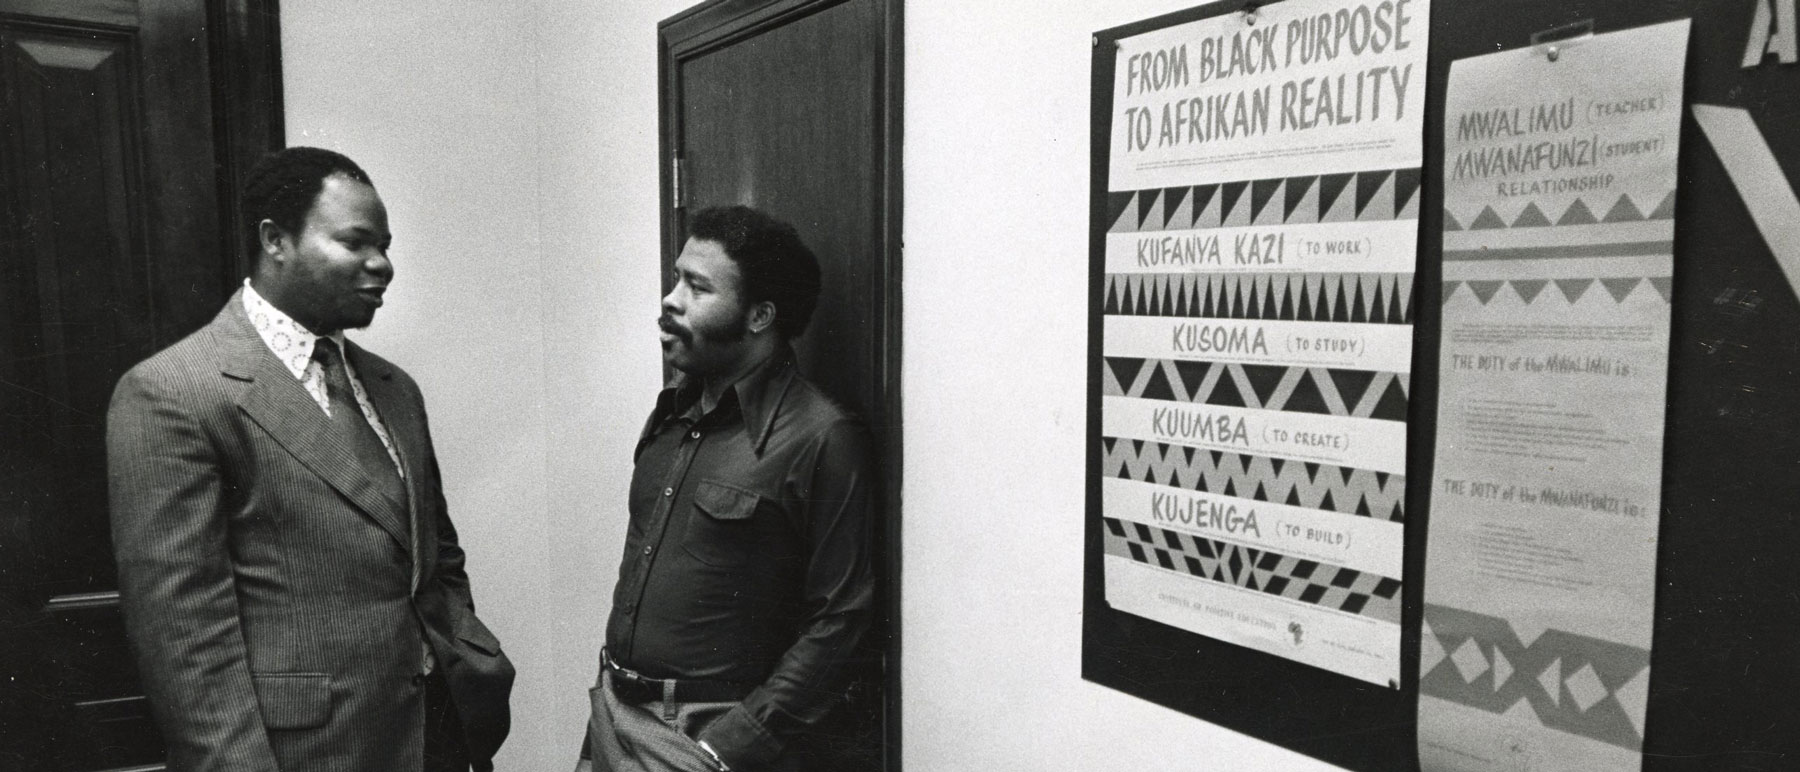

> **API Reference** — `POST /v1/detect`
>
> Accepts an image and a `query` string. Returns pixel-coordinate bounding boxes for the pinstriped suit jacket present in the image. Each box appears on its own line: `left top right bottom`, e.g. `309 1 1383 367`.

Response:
107 291 513 771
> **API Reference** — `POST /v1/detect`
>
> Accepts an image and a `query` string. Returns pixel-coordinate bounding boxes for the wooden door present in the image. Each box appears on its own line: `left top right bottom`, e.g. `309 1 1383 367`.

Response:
0 1 281 768
660 0 901 768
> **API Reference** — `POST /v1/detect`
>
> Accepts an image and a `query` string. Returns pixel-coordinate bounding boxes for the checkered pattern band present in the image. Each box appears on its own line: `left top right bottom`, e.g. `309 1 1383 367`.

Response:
1104 517 1401 624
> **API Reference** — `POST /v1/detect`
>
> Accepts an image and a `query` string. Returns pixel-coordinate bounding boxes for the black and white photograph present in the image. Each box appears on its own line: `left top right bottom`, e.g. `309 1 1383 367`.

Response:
2 1 1797 770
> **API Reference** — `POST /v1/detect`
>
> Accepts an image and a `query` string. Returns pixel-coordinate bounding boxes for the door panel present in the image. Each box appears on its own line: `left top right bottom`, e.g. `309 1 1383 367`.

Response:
4 15 158 575
0 1 281 768
1 25 163 764
679 0 881 419
662 0 900 769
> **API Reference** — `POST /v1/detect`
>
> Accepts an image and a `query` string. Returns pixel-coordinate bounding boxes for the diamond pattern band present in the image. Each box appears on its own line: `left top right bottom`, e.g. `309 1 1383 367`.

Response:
1421 604 1651 751
1104 356 1409 422
1101 437 1405 521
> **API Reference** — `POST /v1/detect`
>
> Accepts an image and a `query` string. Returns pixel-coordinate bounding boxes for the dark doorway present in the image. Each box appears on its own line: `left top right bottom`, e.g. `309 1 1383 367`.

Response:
659 0 901 768
0 0 282 768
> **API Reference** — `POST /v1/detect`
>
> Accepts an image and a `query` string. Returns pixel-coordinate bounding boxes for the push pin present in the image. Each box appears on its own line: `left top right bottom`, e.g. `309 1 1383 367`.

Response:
1530 19 1593 63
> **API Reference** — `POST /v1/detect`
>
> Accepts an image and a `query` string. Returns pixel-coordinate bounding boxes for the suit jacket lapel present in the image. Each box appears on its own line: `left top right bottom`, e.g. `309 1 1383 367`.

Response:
348 341 430 589
216 294 413 552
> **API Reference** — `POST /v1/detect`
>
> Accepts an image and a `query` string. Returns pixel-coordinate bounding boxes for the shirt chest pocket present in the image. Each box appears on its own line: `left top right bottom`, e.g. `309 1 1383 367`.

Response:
681 480 762 568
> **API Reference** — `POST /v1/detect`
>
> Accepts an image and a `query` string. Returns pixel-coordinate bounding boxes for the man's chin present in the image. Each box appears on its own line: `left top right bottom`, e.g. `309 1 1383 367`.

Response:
340 311 377 331
662 352 712 377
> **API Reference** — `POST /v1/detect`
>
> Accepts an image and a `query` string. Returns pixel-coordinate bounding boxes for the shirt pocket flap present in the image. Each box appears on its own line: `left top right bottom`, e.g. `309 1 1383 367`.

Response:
458 614 505 656
252 672 332 730
694 480 759 521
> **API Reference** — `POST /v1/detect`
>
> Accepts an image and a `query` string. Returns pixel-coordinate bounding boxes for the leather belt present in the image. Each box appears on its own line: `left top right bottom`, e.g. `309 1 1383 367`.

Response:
602 649 755 705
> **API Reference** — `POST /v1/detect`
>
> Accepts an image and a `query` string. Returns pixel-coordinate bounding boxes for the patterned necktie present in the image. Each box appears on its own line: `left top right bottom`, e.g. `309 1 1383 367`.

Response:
312 339 408 509
314 340 434 673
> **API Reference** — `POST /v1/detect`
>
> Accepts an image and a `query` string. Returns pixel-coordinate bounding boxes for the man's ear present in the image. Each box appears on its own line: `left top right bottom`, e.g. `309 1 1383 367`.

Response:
746 300 778 335
257 220 289 262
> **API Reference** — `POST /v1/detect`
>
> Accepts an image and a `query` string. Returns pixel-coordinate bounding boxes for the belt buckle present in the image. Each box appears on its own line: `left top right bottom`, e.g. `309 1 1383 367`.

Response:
604 654 663 704
603 650 639 680
613 661 645 684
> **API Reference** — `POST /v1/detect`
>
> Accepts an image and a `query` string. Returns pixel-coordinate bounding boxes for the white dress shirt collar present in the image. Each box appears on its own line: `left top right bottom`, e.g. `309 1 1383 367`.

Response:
241 278 347 380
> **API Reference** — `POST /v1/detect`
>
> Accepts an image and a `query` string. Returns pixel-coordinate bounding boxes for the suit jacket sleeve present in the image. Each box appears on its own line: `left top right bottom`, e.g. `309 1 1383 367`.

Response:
108 365 281 771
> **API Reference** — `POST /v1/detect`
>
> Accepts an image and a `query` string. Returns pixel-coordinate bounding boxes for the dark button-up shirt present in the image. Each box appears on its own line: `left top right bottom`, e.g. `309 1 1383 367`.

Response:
604 346 874 767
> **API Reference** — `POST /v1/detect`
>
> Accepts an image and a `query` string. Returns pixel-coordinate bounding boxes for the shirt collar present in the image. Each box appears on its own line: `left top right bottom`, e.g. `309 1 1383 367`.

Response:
653 344 797 455
241 278 347 380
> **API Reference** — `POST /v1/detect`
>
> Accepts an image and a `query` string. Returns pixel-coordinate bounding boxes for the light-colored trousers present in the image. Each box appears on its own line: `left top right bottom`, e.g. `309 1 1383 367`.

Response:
586 669 736 772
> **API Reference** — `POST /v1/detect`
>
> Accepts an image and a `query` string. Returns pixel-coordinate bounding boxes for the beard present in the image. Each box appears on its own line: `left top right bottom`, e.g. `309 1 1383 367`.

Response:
658 311 747 346
657 307 752 378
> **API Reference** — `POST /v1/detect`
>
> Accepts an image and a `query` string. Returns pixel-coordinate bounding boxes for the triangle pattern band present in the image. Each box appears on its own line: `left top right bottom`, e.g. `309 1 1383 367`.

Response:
1445 191 1676 233
1104 272 1416 324
1101 436 1405 521
1421 604 1651 752
1104 518 1402 623
1104 357 1409 421
1110 168 1423 232
1442 276 1672 306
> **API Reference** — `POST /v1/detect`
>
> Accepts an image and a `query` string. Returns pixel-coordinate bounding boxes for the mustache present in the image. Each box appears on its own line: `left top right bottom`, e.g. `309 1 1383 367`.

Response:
657 314 693 343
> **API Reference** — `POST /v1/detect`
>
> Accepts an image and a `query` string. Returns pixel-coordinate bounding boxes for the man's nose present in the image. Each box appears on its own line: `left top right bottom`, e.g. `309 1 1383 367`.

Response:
366 248 394 280
661 287 681 313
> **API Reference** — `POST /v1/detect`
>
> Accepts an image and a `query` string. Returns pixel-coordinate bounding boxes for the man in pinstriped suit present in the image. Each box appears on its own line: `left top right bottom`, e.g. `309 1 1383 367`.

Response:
106 147 513 771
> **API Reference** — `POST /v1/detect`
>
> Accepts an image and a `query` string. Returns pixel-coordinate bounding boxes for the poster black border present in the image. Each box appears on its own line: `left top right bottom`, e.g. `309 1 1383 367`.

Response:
1083 3 1418 770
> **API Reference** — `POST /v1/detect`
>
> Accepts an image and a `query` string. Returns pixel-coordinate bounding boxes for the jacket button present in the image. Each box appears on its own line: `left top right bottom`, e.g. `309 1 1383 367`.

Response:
412 673 425 686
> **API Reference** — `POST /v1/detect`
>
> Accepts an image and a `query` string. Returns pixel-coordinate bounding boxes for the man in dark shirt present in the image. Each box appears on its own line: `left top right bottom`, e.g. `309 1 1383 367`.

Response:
580 205 874 772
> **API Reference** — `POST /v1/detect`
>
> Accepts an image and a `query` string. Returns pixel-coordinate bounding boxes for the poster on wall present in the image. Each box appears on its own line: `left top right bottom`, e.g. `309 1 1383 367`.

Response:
1096 0 1428 687
1418 19 1689 771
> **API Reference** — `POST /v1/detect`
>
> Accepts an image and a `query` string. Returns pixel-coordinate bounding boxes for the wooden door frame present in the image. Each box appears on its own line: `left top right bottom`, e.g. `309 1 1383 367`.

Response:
205 0 287 282
657 1 903 768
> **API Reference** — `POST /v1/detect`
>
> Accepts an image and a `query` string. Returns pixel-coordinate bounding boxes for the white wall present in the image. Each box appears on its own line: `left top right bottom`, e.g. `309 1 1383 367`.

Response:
282 1 1342 769
533 0 695 763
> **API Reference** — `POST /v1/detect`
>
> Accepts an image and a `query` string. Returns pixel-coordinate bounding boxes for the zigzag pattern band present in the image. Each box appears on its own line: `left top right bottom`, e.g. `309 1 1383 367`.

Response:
1443 190 1675 232
1104 357 1409 421
1104 272 1415 324
1109 168 1423 233
1102 437 1405 521
1422 604 1650 751
1444 277 1672 305
1104 517 1402 623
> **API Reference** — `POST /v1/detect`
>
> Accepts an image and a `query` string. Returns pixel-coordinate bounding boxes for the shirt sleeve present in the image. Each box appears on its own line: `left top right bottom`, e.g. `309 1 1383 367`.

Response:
698 417 876 769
